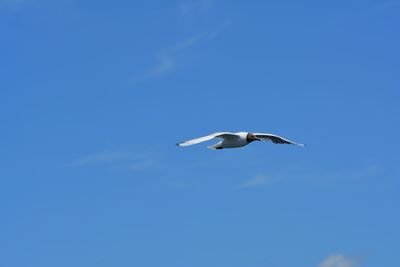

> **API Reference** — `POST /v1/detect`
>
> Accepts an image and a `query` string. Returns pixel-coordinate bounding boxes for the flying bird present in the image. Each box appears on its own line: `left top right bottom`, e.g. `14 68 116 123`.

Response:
177 132 304 150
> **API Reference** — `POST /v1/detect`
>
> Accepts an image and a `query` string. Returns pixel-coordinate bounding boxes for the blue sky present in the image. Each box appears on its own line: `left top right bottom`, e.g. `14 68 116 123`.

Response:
1 0 399 266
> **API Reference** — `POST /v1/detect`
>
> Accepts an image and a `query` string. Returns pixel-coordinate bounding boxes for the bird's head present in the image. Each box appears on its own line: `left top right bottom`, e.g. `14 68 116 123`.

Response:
246 133 261 143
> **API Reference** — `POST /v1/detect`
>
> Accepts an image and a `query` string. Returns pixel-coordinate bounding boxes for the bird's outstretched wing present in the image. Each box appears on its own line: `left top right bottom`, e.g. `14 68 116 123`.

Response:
254 133 305 146
177 132 238 147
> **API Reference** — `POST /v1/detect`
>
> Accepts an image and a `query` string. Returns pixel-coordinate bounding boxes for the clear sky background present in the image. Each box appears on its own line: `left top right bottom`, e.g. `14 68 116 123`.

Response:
1 1 399 266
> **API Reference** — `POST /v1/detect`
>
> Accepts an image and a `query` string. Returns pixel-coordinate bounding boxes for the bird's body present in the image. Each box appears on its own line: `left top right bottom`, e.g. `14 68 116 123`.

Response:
207 132 246 149
177 131 304 150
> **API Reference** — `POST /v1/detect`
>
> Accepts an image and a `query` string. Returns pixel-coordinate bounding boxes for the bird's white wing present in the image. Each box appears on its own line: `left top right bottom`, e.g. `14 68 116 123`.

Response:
254 133 305 146
177 132 237 147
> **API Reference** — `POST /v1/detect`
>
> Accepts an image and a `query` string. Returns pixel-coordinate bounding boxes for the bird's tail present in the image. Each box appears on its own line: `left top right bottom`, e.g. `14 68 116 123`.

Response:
207 142 223 150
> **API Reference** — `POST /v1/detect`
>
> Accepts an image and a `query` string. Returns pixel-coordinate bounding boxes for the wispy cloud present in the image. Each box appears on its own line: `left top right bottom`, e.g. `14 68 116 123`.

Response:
238 174 284 189
366 1 400 14
237 163 387 190
77 151 154 171
172 32 210 52
78 151 137 165
132 21 230 83
140 55 176 80
319 253 359 267
239 175 268 188
1 0 30 10
178 0 215 16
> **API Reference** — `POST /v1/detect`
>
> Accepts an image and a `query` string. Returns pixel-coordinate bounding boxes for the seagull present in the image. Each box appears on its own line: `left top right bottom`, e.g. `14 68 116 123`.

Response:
177 132 305 150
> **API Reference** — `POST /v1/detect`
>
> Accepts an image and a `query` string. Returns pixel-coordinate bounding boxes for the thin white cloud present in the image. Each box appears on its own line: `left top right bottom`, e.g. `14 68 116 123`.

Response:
124 159 155 171
134 34 202 80
171 21 230 52
77 151 154 171
237 162 385 190
77 151 139 165
132 21 230 83
1 0 31 9
239 175 268 188
139 55 176 80
172 32 209 52
319 254 358 267
178 0 215 16
238 172 287 189
366 1 400 13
